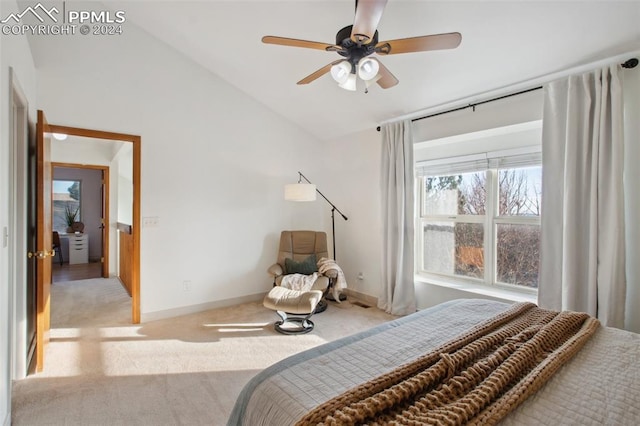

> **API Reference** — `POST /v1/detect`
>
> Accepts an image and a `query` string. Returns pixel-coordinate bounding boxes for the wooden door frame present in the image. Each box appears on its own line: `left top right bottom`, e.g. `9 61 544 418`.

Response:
51 162 110 278
47 124 141 323
35 111 52 373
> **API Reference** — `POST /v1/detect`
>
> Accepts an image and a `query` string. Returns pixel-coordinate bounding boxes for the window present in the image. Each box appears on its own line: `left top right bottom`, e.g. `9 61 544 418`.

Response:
53 180 81 233
417 150 541 291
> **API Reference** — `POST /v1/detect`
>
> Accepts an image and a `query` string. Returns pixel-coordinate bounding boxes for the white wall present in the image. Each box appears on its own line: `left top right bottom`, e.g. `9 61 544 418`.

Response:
0 0 38 421
322 128 384 301
115 144 133 226
113 143 133 277
51 138 117 165
31 19 326 319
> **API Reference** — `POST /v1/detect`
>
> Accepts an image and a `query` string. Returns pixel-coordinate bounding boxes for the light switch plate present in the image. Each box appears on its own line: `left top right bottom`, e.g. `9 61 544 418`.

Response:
142 217 159 228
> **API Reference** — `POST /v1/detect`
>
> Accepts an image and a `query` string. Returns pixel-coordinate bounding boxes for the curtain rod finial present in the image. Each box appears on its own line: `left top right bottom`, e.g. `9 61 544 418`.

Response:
622 58 638 69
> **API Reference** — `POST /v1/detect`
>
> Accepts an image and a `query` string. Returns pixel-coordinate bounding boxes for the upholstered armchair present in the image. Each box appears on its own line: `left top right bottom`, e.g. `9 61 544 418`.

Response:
268 230 338 289
263 230 338 334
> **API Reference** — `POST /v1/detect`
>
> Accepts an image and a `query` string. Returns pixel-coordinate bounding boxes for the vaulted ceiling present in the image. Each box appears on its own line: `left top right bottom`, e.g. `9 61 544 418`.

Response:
60 1 640 140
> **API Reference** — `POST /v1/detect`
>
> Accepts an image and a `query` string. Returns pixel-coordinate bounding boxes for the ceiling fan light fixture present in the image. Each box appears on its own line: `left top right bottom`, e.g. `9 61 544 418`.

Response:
358 57 380 81
338 73 357 91
52 133 68 141
330 61 352 84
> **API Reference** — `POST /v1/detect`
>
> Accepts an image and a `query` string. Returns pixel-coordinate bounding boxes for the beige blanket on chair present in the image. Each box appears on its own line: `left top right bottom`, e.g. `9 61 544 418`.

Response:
317 257 347 302
280 272 319 292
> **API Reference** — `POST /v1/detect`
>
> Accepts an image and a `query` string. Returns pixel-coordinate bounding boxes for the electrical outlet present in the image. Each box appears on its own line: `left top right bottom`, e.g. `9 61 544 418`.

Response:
183 280 191 292
357 272 364 281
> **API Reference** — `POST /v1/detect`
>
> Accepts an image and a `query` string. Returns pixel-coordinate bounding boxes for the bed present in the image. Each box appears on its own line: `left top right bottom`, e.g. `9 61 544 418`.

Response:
227 299 640 425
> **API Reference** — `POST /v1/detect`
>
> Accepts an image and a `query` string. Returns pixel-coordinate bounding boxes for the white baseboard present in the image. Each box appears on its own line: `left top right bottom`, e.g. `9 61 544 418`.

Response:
141 289 379 323
141 292 267 323
344 289 378 307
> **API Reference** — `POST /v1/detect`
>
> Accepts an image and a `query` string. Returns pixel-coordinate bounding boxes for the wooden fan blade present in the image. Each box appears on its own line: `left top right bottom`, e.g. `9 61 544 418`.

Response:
351 0 388 44
297 60 344 85
376 60 398 89
262 36 342 52
376 32 462 55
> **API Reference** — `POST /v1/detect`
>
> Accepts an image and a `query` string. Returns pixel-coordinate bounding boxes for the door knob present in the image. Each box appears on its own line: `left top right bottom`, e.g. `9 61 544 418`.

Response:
27 250 55 259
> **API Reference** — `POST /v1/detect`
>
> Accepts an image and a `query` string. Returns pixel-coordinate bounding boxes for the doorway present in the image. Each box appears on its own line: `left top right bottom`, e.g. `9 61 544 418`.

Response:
50 163 109 283
45 125 141 324
29 115 141 373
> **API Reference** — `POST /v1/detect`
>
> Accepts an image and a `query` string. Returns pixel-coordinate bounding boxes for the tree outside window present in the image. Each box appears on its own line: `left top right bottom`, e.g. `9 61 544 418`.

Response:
419 165 541 289
53 180 81 233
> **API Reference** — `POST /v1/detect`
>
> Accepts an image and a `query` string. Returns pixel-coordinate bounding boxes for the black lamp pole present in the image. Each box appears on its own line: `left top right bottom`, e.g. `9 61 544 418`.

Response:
297 171 348 260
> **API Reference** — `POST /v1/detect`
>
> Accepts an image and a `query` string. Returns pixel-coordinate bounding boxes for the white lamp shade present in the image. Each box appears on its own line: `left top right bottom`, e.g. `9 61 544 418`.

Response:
284 183 317 201
358 57 380 81
330 61 351 84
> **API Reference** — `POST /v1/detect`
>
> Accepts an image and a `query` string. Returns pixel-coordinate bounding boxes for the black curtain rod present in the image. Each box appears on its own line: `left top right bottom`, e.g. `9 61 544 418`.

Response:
412 85 543 124
376 57 638 132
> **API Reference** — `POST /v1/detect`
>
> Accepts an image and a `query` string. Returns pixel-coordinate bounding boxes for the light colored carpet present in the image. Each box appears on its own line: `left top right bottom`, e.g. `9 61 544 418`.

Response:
12 278 394 425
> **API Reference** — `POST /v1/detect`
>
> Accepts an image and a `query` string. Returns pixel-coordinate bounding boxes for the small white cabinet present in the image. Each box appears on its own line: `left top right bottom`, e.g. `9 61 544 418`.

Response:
67 233 89 264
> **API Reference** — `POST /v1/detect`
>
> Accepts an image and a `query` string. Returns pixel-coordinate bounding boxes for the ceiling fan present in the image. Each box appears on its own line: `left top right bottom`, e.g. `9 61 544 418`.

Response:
262 0 461 92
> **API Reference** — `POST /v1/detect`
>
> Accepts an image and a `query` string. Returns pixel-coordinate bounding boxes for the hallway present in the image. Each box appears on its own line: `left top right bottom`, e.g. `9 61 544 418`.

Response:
52 261 102 283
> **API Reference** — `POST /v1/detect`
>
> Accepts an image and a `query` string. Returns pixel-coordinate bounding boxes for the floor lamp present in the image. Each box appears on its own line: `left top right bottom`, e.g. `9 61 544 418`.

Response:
284 171 348 262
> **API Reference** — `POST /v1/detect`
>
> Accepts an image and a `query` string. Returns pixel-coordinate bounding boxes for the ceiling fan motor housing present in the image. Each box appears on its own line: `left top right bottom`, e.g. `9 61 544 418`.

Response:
336 25 378 72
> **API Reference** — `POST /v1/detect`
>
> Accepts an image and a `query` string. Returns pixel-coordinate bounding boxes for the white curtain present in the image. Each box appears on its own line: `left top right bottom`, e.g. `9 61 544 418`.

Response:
539 64 626 328
379 120 416 316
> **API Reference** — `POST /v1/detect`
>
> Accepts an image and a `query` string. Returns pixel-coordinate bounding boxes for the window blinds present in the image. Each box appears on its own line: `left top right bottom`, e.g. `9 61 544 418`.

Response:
415 146 541 177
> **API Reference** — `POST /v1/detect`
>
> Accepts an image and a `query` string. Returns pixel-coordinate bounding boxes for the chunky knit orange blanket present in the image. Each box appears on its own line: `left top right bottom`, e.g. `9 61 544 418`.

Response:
296 302 599 426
